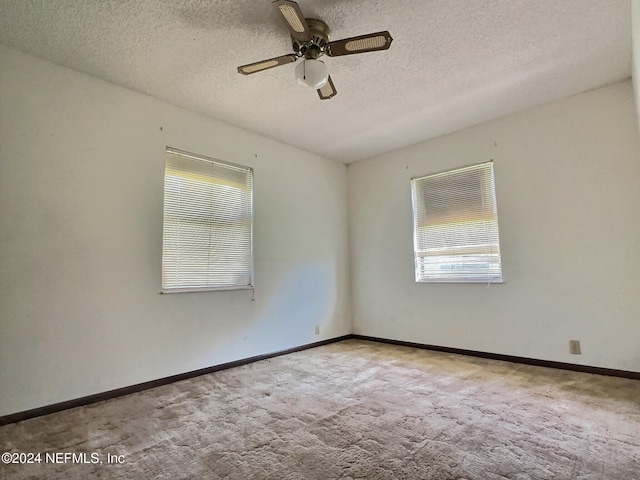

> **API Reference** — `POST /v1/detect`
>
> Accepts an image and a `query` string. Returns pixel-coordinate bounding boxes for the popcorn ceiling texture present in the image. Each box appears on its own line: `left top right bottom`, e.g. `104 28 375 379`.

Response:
0 0 631 162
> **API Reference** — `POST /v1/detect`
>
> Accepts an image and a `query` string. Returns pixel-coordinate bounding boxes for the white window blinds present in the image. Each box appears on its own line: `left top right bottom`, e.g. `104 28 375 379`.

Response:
410 161 503 283
162 148 253 292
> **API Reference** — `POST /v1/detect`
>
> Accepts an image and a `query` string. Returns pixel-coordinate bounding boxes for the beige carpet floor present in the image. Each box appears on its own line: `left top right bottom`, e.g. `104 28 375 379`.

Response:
1 339 639 479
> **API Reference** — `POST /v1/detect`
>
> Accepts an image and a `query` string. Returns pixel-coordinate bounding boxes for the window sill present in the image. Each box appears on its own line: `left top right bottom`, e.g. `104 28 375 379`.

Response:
160 285 254 294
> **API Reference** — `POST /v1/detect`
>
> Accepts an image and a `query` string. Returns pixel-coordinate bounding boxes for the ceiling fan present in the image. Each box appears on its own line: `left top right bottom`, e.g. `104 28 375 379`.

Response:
237 0 393 100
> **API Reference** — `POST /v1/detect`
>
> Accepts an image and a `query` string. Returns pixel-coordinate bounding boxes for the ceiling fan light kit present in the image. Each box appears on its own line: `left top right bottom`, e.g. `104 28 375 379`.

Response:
237 0 393 100
295 59 329 89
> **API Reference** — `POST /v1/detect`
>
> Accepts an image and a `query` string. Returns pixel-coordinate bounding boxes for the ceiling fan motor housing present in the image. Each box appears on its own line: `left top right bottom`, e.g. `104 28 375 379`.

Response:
293 18 330 59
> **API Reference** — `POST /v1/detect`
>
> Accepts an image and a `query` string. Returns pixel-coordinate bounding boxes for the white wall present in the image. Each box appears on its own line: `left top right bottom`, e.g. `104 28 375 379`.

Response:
633 1 640 126
348 80 640 372
0 45 351 416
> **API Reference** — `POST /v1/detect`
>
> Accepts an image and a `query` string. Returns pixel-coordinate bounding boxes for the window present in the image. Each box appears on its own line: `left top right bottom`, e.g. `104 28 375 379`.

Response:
410 161 502 283
162 148 253 292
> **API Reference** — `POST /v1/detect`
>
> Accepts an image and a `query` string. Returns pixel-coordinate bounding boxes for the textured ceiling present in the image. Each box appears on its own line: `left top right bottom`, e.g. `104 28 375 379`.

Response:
0 0 632 163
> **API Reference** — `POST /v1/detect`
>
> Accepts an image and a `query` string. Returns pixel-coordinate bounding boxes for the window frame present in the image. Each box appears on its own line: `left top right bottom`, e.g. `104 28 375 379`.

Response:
161 147 254 294
410 160 503 284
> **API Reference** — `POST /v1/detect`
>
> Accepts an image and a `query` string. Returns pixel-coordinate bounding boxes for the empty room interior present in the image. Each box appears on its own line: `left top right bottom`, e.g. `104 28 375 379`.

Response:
1 0 640 478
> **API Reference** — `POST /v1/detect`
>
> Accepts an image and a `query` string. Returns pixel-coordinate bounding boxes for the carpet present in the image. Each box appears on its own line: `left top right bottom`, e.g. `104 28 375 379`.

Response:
1 339 639 479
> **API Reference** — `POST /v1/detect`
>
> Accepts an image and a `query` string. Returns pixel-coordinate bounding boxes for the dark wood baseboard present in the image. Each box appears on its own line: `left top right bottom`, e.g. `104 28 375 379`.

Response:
3 333 638 426
0 335 352 426
351 334 640 380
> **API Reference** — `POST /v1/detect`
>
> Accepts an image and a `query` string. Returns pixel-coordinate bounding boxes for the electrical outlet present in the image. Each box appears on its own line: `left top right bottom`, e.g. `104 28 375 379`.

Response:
314 324 320 335
569 340 581 355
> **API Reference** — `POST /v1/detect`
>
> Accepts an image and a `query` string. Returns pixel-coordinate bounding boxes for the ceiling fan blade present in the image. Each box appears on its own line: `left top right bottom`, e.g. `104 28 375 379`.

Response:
272 0 312 43
317 76 337 100
237 54 298 75
326 31 393 57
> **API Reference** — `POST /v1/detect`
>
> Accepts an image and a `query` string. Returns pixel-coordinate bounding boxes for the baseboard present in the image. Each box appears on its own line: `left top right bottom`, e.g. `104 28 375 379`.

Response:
0 335 353 426
351 334 640 380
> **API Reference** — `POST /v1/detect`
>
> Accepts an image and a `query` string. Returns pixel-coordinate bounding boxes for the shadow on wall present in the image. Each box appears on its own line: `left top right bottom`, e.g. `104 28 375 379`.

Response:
253 261 338 342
